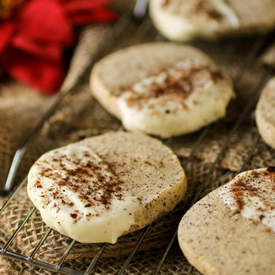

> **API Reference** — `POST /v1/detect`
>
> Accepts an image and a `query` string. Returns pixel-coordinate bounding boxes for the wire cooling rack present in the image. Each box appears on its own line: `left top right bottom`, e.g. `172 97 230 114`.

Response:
0 1 275 274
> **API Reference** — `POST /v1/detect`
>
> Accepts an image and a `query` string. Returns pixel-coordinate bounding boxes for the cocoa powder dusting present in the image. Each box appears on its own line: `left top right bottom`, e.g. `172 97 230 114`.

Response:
196 1 223 21
160 0 170 8
211 71 224 82
221 169 275 231
70 213 77 219
229 170 273 212
123 64 226 109
35 147 125 222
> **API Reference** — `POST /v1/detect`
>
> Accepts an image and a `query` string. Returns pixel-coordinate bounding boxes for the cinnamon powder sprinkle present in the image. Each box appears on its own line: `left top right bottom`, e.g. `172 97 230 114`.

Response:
70 213 77 219
229 170 273 212
196 1 223 21
34 147 125 220
123 64 227 110
220 168 275 231
160 0 170 7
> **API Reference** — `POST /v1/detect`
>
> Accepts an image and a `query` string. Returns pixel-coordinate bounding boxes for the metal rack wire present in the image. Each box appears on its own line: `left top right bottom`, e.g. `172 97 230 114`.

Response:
0 2 274 274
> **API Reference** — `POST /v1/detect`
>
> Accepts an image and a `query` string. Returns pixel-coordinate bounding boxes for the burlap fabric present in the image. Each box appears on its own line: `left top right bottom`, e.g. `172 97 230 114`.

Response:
0 83 56 189
261 42 275 68
0 10 275 275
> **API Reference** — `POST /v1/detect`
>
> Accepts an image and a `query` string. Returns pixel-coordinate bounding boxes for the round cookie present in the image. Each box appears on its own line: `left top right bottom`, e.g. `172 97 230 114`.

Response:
256 77 275 149
178 168 275 275
150 0 275 41
90 42 234 138
28 132 186 244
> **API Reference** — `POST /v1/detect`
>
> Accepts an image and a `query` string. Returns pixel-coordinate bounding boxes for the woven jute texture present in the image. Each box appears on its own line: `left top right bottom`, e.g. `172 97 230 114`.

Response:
261 42 275 68
1 13 275 275
0 83 57 190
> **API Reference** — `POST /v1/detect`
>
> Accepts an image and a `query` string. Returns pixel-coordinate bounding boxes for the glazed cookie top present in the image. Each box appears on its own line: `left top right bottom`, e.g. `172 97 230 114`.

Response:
150 0 275 42
219 167 275 232
28 132 186 243
29 144 125 221
159 0 240 27
119 60 228 114
91 42 234 138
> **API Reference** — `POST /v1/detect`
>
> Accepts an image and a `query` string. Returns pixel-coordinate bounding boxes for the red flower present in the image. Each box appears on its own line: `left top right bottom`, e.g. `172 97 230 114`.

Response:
0 0 117 94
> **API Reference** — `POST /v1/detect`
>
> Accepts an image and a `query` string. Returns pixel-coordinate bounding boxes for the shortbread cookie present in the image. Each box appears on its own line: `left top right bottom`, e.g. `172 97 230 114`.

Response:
178 168 275 275
150 0 275 41
28 132 186 243
90 43 234 138
256 78 275 149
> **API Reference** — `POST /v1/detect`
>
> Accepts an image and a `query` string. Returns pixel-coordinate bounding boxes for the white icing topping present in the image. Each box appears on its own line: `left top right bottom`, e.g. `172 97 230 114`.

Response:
210 0 240 27
117 61 233 137
28 145 140 243
119 61 225 112
159 0 240 27
219 168 275 232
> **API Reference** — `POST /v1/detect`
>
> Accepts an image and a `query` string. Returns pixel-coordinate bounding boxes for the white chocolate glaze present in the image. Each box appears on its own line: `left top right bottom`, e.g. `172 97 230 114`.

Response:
210 0 240 27
219 168 275 232
28 144 139 243
150 0 240 41
117 61 233 137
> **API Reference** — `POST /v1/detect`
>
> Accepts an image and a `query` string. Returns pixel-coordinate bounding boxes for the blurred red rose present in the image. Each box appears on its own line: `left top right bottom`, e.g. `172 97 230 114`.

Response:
0 0 117 94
